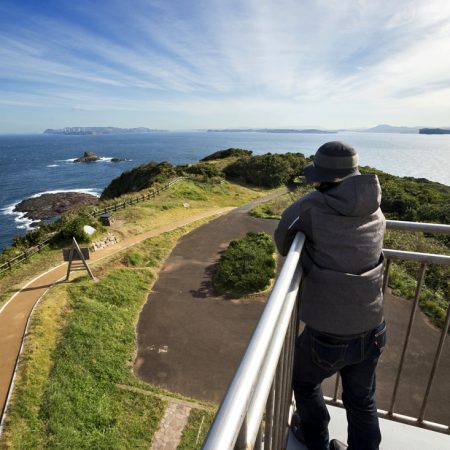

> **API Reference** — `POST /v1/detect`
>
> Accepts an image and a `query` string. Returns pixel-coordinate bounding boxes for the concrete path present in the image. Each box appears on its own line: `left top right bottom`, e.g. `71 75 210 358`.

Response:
151 402 191 450
0 207 233 422
135 209 450 424
135 200 279 403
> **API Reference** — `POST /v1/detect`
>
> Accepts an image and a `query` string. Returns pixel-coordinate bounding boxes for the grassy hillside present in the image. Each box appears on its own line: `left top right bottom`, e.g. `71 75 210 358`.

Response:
250 170 450 331
1 221 218 449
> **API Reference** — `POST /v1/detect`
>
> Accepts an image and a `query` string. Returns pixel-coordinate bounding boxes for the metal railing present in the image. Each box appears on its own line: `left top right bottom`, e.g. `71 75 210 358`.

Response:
202 220 450 449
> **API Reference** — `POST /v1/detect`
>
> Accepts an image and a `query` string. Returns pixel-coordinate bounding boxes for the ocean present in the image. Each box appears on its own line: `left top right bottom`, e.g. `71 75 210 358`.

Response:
1 131 449 251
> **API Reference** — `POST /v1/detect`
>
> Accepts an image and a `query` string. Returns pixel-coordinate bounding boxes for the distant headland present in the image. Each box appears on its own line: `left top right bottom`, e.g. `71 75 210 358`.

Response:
419 128 450 135
207 128 334 134
43 127 167 135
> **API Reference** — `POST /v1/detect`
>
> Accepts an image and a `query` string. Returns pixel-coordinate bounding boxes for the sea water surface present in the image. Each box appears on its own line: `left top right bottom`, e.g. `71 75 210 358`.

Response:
0 131 449 250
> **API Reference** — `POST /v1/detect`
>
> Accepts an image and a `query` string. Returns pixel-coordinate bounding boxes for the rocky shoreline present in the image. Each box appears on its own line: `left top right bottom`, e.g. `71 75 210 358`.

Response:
14 192 99 224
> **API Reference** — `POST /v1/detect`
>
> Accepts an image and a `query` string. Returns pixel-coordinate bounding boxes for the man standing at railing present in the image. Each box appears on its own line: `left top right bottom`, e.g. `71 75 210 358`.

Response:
275 141 387 450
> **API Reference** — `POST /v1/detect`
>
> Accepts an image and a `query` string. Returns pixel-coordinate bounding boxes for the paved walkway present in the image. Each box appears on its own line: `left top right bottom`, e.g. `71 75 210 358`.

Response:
151 402 191 450
135 208 450 424
0 207 233 421
134 202 279 403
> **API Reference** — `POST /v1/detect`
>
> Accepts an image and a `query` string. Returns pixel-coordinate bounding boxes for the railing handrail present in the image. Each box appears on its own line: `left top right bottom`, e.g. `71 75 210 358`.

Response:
202 233 305 449
383 249 450 265
386 219 450 234
203 219 450 449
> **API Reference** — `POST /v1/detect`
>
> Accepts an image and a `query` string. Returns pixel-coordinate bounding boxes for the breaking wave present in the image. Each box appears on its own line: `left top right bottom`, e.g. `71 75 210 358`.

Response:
1 188 102 231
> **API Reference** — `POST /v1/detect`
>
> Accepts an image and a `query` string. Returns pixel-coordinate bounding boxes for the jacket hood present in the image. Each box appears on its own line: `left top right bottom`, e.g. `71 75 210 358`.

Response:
323 174 381 216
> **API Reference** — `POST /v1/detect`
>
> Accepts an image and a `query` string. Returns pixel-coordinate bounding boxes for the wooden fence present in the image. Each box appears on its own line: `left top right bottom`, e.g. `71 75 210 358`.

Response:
0 177 188 275
0 236 55 275
93 177 188 217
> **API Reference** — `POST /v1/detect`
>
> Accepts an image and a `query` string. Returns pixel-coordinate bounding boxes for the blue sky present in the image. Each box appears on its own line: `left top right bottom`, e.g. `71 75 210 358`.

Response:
1 0 450 132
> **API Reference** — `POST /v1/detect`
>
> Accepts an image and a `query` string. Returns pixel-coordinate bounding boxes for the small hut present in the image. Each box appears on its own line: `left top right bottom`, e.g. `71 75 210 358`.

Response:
100 213 116 226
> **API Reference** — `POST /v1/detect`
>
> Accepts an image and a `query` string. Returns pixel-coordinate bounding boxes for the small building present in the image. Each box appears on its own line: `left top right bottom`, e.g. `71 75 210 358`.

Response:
100 213 116 226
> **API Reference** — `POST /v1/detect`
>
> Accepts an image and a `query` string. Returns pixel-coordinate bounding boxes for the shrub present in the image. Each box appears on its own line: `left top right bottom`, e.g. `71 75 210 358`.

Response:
213 232 276 296
183 163 221 179
224 153 307 187
59 214 105 243
101 161 176 199
201 148 253 161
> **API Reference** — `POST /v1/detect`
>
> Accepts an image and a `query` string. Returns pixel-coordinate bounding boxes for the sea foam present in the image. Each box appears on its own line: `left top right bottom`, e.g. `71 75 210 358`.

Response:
1 188 102 232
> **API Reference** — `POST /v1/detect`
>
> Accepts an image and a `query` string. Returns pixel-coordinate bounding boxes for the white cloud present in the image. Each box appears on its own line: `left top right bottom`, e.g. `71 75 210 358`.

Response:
1 0 450 129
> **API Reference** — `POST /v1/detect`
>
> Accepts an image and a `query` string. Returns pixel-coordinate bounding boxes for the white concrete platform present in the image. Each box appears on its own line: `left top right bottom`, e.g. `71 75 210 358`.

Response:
287 405 450 450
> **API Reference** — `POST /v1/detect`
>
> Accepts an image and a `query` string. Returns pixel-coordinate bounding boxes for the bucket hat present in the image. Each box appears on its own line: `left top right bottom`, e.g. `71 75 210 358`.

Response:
303 141 360 183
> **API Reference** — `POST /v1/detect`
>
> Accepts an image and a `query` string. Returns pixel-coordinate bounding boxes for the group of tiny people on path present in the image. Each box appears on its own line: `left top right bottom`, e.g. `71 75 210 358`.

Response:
275 141 386 450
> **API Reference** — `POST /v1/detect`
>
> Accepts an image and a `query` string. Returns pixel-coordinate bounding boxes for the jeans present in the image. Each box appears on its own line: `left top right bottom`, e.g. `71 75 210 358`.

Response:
292 321 387 450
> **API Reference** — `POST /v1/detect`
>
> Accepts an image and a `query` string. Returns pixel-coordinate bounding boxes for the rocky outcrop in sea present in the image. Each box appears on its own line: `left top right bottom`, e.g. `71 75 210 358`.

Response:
74 151 101 163
14 192 99 224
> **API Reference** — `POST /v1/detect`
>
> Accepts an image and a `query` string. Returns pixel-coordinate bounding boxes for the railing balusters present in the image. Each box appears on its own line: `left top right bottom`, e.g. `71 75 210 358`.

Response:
418 300 450 422
389 262 427 415
273 352 284 449
234 416 247 450
383 258 391 294
254 423 263 450
203 222 450 449
279 342 290 449
264 383 275 450
333 373 340 403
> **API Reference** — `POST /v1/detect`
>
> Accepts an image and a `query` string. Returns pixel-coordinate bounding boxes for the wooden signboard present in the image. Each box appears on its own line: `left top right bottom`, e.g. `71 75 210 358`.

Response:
64 237 95 281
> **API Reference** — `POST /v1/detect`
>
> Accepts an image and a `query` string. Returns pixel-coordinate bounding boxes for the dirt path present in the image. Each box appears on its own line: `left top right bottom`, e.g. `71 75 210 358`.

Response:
0 207 233 422
135 209 450 425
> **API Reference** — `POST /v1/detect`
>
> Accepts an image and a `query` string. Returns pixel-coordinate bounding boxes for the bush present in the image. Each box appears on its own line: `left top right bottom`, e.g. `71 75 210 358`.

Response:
59 214 105 243
213 232 276 296
224 153 307 187
101 161 176 199
201 148 253 161
183 163 221 179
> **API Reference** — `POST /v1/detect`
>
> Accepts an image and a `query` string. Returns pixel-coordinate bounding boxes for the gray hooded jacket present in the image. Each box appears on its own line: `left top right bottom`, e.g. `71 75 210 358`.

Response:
274 174 385 334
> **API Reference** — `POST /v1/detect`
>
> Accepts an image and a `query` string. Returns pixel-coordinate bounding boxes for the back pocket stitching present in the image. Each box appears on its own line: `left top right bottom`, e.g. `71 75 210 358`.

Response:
311 337 348 369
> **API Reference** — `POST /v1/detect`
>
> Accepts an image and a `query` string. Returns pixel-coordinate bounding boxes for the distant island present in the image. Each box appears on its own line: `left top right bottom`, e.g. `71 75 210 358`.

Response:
362 124 420 134
419 128 450 135
43 127 167 135
207 128 334 134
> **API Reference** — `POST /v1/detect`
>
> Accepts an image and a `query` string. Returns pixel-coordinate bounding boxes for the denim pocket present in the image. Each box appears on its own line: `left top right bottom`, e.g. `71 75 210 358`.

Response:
373 322 387 354
311 336 348 370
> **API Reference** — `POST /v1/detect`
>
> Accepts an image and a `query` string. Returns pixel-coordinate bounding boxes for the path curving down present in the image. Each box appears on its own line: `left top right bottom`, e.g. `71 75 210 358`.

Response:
0 207 233 425
135 205 450 425
134 201 280 404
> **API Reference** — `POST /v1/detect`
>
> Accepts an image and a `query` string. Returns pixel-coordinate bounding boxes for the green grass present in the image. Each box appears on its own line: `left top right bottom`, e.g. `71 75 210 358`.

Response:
0 247 62 309
0 218 220 449
384 229 449 330
0 179 275 310
250 185 313 220
251 189 449 331
213 232 276 297
177 409 215 450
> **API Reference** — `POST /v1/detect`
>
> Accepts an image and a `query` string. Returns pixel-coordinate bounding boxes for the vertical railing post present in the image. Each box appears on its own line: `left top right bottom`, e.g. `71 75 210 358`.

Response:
272 356 284 448
333 373 340 403
234 416 247 450
383 258 391 294
418 301 450 422
264 382 275 450
389 262 427 415
254 423 263 450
